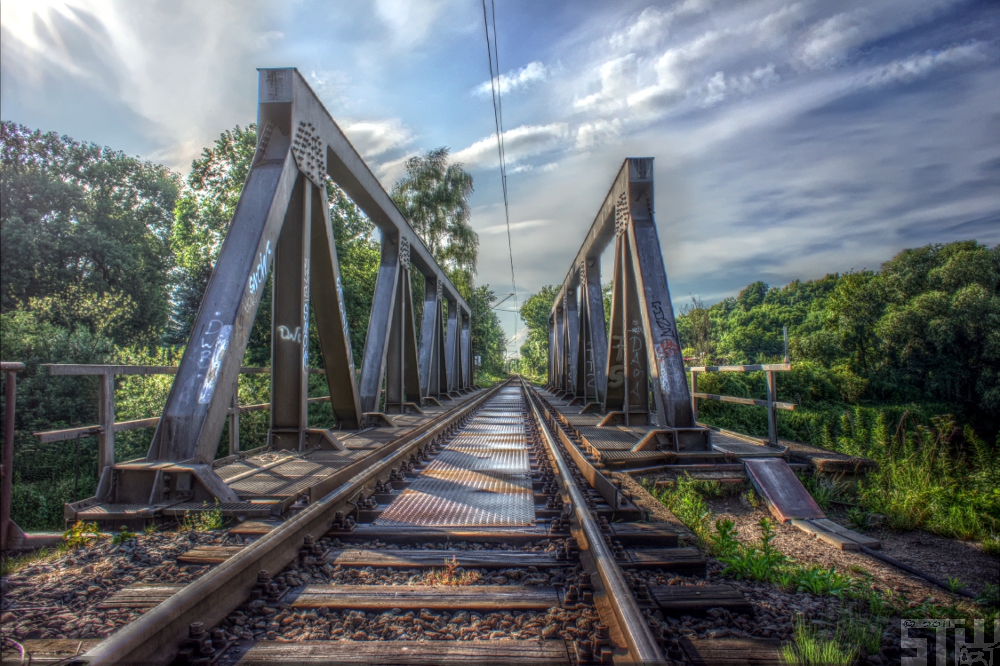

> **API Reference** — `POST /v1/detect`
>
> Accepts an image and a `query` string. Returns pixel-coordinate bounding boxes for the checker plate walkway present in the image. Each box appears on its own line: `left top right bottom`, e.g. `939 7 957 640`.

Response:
375 386 535 527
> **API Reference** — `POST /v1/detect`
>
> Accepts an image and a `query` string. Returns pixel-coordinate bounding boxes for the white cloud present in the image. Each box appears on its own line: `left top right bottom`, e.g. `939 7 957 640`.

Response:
576 118 623 149
374 0 465 49
862 42 989 88
697 63 780 107
373 151 418 187
574 54 638 114
795 0 965 70
341 118 414 158
479 218 548 234
474 61 547 96
452 123 570 169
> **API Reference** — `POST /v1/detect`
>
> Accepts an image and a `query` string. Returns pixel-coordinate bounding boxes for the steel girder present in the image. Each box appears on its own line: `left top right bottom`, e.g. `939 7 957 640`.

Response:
144 68 472 473
547 158 693 428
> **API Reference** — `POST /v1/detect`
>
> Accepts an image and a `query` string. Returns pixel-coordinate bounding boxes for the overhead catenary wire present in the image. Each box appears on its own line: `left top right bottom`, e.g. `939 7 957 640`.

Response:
481 0 519 355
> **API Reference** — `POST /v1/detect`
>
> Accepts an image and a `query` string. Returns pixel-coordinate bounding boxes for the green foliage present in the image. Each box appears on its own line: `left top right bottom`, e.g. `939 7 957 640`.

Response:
780 616 859 666
63 521 101 549
390 148 477 276
180 500 225 532
112 525 136 544
1 121 180 346
518 285 558 380
798 473 849 511
678 241 1000 431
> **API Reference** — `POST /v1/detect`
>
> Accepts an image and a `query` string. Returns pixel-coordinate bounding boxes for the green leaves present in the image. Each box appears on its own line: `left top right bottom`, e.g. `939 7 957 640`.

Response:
390 148 478 277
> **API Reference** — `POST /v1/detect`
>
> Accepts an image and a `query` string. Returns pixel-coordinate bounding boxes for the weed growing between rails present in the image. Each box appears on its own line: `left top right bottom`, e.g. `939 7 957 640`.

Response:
179 499 225 532
425 556 482 586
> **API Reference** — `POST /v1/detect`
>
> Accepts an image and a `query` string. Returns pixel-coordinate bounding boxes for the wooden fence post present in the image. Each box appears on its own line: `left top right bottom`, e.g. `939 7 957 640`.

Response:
691 370 699 423
97 371 116 475
229 379 240 455
766 370 777 445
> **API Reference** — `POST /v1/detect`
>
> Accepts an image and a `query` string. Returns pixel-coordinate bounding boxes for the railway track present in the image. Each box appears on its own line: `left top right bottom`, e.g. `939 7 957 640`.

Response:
5 379 768 666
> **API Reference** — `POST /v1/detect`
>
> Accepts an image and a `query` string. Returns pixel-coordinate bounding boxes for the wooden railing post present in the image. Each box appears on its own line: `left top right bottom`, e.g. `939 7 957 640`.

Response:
97 371 116 475
691 370 699 423
2 362 26 552
766 370 777 445
229 378 240 455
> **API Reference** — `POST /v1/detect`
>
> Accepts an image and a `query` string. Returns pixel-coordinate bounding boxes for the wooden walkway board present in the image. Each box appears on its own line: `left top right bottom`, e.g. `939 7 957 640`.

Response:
626 547 706 575
96 582 186 609
331 525 562 545
177 545 246 564
289 585 561 611
229 520 284 536
650 584 753 617
326 549 561 569
680 637 782 666
1 639 103 665
743 458 825 522
233 639 571 665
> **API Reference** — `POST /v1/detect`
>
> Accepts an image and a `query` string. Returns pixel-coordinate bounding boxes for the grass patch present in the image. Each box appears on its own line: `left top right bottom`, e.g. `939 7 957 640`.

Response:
179 500 225 532
780 616 859 666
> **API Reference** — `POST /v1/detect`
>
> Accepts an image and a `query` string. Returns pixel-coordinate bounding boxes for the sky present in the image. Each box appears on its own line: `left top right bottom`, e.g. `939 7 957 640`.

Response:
2 0 998 352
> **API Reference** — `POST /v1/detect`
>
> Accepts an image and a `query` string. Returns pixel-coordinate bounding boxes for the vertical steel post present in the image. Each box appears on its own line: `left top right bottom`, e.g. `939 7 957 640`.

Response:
2 364 24 551
359 236 401 413
766 370 778 445
98 371 116 474
270 176 312 451
584 260 608 403
418 276 440 398
444 298 459 395
460 315 472 390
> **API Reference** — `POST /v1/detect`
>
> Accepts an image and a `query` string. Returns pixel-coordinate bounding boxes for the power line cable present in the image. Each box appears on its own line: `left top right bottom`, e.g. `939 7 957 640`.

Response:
481 0 519 357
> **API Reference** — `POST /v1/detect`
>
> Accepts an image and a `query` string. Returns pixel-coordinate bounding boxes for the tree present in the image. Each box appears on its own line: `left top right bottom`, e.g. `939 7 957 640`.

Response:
390 148 478 278
1 121 180 346
167 125 258 342
519 285 558 379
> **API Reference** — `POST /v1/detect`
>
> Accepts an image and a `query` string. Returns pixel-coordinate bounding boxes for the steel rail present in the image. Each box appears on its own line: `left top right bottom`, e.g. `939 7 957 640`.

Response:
78 382 507 666
522 380 664 665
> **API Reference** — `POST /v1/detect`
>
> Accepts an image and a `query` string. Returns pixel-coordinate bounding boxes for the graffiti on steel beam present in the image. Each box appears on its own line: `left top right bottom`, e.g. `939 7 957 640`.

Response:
278 326 303 343
628 319 645 404
608 334 624 389
198 322 233 405
302 258 310 368
249 241 273 296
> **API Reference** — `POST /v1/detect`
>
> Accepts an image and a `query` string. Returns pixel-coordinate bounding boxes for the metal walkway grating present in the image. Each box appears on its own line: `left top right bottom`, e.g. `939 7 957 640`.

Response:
375 386 535 527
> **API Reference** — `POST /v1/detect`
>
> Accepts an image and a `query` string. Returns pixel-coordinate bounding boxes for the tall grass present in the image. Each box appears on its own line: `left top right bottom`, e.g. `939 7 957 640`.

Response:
699 394 1000 548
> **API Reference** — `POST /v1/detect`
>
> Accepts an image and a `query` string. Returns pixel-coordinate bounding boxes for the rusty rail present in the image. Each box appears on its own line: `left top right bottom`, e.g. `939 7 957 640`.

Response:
524 380 664 664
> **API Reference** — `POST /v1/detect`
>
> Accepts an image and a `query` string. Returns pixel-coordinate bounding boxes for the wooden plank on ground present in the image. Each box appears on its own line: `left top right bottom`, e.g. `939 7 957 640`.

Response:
626 547 706 575
325 549 561 569
96 582 186 609
1 639 103 665
289 585 561 611
608 523 679 547
743 458 825 522
680 637 782 666
229 520 284 536
649 584 753 617
177 545 245 564
811 518 880 549
233 639 571 665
